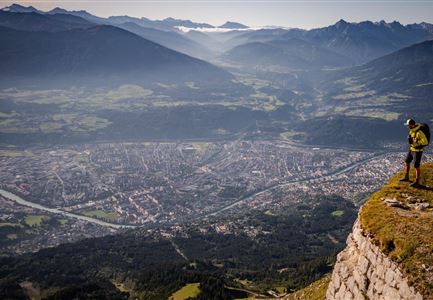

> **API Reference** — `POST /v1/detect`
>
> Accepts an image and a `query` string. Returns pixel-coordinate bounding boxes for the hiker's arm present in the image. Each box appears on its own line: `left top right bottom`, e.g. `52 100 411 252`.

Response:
415 131 428 146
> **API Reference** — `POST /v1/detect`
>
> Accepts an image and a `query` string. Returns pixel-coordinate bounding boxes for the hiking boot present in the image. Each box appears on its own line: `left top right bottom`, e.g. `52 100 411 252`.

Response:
399 176 410 182
410 182 421 188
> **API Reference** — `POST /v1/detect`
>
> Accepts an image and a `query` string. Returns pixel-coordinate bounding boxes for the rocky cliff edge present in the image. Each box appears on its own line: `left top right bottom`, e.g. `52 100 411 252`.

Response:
326 163 433 300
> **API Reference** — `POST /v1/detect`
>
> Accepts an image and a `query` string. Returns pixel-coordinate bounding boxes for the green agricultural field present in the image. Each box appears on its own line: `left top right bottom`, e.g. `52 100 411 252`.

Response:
0 89 72 106
72 116 111 132
235 77 270 90
152 100 192 107
343 84 366 92
82 209 117 222
0 111 18 118
190 142 210 151
264 210 276 216
52 113 112 132
332 90 375 100
0 222 23 228
0 118 38 134
169 283 200 300
279 131 298 140
248 92 284 112
0 150 34 157
40 122 64 133
105 84 153 100
81 85 153 111
0 85 154 112
59 219 69 225
24 215 48 226
331 210 344 217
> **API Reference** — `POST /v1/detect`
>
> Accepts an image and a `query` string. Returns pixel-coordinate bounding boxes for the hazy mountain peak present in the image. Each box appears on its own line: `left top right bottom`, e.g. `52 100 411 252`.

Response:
376 19 404 29
219 21 249 29
390 20 404 28
334 19 349 28
1 3 41 13
415 22 433 32
378 19 390 27
161 17 214 28
47 7 93 15
48 7 69 14
419 21 432 26
109 14 148 21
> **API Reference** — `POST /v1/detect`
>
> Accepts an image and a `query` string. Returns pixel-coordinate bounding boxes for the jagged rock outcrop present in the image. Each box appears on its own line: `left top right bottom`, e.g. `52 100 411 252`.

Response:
326 218 423 300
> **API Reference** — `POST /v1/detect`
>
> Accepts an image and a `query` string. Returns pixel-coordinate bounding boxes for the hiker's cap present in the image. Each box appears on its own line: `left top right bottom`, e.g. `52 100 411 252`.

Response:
404 119 415 126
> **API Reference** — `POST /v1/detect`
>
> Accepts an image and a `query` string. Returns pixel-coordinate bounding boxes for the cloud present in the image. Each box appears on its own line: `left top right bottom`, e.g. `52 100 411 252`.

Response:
175 25 290 33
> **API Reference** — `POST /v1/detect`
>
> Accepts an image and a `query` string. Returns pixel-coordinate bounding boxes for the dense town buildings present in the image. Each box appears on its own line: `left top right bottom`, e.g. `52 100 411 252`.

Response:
1 141 426 254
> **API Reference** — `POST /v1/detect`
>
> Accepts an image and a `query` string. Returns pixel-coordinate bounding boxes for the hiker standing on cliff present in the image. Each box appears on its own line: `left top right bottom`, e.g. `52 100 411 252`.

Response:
400 119 430 187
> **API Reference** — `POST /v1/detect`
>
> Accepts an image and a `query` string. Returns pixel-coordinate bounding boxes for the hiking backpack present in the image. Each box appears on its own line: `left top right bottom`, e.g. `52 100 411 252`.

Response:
417 123 431 146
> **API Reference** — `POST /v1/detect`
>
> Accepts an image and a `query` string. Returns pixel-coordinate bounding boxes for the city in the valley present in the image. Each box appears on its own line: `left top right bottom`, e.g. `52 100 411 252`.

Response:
0 140 414 254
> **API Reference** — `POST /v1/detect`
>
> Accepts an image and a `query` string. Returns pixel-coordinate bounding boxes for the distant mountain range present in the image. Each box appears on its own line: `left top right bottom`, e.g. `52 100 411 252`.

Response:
0 4 241 58
2 3 433 69
223 19 433 68
0 11 93 32
1 3 41 13
0 4 248 30
1 3 433 93
46 7 107 24
300 19 433 64
0 24 232 87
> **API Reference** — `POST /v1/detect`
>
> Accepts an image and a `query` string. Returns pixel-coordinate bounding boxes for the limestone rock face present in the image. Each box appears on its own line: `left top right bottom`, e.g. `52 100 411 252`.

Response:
326 219 423 300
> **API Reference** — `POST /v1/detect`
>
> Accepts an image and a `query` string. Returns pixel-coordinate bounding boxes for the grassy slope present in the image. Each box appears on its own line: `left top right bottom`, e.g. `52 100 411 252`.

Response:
360 163 433 298
169 283 200 300
283 274 331 300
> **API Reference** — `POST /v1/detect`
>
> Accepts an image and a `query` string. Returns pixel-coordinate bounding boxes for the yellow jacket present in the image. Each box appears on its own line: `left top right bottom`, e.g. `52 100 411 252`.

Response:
409 124 428 152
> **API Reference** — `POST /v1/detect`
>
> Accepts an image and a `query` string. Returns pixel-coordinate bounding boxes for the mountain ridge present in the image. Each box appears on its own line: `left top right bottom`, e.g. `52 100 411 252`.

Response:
318 39 433 122
219 21 248 29
0 24 232 87
1 3 41 13
0 11 94 32
223 37 353 69
223 18 433 67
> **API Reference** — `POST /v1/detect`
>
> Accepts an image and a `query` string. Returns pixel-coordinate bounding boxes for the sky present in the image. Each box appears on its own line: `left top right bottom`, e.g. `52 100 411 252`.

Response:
1 0 433 29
